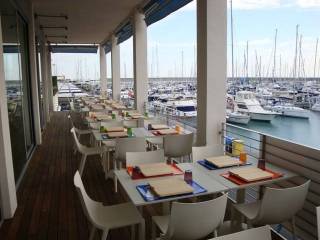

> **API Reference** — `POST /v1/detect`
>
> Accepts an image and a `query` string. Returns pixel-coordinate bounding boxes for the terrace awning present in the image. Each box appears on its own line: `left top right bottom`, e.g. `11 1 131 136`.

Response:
143 0 193 26
111 0 193 46
115 21 133 45
50 45 98 54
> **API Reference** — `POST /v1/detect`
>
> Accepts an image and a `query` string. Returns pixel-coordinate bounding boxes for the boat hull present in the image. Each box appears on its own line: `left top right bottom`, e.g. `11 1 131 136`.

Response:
249 112 276 122
227 115 250 125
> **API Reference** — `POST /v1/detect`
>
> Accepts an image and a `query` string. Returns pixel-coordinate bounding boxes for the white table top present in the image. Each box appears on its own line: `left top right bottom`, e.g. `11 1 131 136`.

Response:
114 163 229 206
192 157 298 190
93 128 159 142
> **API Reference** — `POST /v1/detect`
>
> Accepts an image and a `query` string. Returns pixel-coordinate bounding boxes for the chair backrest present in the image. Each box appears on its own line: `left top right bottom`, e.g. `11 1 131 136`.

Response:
100 120 123 129
73 171 100 227
163 133 194 158
123 119 138 128
210 226 271 240
254 180 310 225
70 127 87 154
126 149 165 166
192 144 224 162
143 117 166 128
163 194 227 240
89 122 101 130
115 137 146 163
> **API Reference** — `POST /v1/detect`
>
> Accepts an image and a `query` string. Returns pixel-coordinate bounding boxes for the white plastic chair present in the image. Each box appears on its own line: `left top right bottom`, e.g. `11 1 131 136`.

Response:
113 137 146 192
163 133 194 163
73 171 145 240
126 149 165 166
152 194 228 240
209 226 271 240
68 114 92 150
144 117 167 149
123 119 139 128
234 180 310 239
192 144 224 162
71 127 107 176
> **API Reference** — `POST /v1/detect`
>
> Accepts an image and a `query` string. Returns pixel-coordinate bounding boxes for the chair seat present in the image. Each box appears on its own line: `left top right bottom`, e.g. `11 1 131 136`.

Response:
147 137 163 146
76 128 92 135
94 202 144 230
83 145 108 155
234 201 261 221
152 215 169 234
102 140 116 149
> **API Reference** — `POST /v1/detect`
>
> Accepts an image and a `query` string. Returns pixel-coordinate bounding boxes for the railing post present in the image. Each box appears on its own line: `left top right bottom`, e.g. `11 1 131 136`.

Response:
260 134 266 160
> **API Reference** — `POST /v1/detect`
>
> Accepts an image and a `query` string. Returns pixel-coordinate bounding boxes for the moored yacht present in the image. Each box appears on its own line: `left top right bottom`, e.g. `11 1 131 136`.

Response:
235 91 277 122
267 104 309 119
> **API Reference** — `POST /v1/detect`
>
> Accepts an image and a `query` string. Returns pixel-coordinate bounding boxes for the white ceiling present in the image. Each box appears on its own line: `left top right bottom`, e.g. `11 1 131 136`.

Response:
32 0 145 44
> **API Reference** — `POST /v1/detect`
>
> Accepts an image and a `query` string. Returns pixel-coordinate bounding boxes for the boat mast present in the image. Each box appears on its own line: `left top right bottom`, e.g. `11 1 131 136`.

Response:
314 38 318 79
246 41 249 84
293 25 299 104
230 0 235 83
272 29 278 84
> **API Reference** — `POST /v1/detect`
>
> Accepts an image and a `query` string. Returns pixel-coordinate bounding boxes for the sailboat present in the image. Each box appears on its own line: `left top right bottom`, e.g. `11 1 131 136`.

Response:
226 0 251 125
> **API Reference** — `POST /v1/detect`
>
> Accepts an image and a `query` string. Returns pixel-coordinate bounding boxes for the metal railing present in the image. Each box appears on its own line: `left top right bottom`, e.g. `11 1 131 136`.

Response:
222 123 320 240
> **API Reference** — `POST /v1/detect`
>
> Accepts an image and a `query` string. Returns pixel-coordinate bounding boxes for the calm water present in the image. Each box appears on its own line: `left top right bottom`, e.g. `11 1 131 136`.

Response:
233 111 320 150
178 111 320 150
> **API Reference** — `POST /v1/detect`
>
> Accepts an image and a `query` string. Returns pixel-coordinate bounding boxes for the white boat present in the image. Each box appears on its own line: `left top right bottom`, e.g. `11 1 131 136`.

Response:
235 91 277 122
166 100 197 117
312 103 320 112
269 104 309 119
226 110 250 125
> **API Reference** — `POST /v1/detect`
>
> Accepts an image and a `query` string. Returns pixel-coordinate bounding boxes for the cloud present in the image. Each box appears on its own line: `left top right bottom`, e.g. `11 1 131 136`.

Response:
229 0 281 10
296 0 320 7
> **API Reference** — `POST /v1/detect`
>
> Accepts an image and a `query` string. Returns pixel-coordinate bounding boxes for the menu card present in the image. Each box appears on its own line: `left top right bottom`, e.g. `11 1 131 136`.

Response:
229 167 273 182
151 124 169 130
138 163 174 177
107 131 128 138
205 155 241 168
106 127 124 132
149 178 193 197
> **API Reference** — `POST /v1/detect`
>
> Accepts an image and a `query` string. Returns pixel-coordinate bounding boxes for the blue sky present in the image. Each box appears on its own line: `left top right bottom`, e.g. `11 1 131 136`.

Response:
50 0 320 80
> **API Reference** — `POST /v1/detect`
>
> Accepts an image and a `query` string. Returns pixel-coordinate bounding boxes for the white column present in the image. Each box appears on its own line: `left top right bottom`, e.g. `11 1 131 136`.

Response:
99 45 107 97
27 3 42 144
196 0 227 146
47 46 54 111
111 35 121 101
0 17 18 219
133 11 148 113
40 35 50 123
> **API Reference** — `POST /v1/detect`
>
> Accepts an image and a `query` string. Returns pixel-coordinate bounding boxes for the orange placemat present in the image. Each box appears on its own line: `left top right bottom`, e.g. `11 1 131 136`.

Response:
127 163 183 179
221 168 283 185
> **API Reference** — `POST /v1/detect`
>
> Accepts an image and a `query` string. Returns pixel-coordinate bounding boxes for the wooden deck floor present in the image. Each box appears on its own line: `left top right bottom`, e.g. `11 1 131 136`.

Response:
0 112 158 240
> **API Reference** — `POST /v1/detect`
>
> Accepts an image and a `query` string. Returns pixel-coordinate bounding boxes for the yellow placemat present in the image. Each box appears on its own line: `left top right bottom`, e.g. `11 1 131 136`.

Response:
149 178 193 197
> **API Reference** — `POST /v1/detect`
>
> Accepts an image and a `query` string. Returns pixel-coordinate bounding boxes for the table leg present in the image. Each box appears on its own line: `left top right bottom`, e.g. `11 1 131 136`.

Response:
162 202 171 215
232 188 246 226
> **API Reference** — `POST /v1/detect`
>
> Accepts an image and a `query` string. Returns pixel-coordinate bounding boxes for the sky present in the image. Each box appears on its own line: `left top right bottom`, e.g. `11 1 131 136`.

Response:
49 0 320 80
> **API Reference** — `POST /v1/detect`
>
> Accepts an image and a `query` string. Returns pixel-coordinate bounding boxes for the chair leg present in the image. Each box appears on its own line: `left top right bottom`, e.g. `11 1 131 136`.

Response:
79 155 87 176
113 159 118 192
291 217 297 240
101 229 109 240
139 221 146 240
131 225 135 240
89 226 96 240
151 220 157 240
